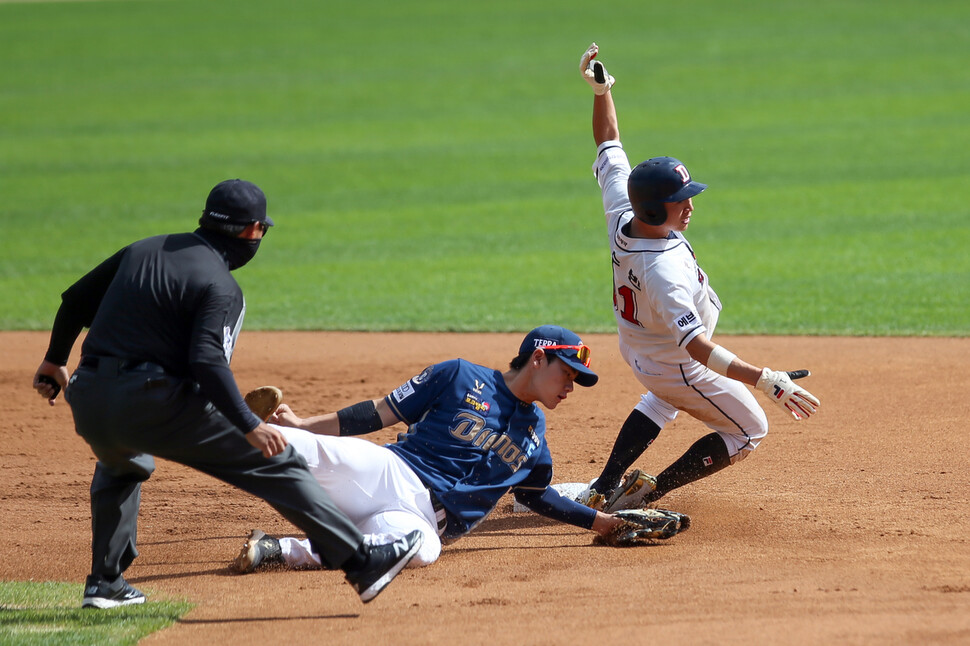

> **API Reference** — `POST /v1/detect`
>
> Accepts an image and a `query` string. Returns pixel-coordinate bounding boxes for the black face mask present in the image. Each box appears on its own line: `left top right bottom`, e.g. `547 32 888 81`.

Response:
222 236 262 270
195 228 262 270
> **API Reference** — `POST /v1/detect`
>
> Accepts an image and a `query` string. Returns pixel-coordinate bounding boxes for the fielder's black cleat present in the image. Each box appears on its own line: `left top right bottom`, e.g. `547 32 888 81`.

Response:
232 529 284 573
81 574 146 609
344 530 423 603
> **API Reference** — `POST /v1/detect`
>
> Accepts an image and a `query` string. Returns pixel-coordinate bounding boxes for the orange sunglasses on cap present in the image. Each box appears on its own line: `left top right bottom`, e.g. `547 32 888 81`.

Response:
540 344 591 367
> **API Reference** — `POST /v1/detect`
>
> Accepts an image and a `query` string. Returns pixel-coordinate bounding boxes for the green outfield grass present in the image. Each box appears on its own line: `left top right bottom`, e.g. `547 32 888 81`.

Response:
1 0 967 334
0 580 192 645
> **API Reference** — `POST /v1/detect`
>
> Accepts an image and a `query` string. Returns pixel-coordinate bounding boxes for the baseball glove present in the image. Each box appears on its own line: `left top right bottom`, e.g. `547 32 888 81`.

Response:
594 508 691 547
245 386 284 422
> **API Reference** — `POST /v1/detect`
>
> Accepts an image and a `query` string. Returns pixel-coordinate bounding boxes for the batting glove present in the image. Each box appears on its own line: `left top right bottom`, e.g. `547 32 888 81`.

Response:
580 42 615 95
756 368 820 420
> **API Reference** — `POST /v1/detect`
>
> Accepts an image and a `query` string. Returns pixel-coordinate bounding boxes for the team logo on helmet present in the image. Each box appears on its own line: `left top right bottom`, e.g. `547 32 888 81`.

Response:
673 164 691 184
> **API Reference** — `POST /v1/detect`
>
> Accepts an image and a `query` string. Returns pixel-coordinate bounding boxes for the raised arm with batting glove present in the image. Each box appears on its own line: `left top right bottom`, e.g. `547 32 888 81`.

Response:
580 43 615 95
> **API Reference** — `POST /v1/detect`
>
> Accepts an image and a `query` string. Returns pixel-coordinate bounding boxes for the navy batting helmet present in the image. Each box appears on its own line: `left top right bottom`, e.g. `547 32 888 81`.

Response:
627 157 707 226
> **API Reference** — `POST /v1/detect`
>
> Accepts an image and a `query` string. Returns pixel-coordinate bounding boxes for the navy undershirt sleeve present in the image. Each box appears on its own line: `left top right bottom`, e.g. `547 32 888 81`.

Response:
513 486 598 529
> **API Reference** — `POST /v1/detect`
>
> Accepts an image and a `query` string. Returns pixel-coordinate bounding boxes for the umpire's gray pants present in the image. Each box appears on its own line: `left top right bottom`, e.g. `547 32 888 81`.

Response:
67 359 363 579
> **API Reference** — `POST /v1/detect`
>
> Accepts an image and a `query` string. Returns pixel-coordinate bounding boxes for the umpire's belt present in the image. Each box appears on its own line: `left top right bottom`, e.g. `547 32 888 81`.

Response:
79 356 168 376
428 489 448 537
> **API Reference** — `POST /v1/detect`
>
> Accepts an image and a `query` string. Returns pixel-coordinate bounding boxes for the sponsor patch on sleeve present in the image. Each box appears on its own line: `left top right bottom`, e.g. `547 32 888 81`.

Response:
391 381 415 402
674 310 698 329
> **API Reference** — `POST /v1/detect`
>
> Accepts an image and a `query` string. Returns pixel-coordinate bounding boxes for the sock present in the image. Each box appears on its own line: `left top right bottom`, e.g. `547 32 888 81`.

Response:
647 432 732 501
593 409 661 492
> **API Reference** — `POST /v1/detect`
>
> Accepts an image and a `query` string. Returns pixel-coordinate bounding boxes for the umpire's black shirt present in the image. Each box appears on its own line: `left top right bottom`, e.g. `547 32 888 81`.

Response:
45 230 262 433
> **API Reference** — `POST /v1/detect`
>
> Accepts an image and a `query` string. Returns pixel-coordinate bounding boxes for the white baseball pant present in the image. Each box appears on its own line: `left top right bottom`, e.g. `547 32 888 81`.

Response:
624 347 768 461
272 426 442 568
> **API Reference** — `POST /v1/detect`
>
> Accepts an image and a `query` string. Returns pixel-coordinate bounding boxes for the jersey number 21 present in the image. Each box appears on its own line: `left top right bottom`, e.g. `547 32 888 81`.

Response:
614 283 642 327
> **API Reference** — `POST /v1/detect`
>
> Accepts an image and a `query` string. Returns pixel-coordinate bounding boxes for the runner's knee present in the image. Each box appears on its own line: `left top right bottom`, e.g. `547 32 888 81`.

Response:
717 411 768 462
635 392 678 429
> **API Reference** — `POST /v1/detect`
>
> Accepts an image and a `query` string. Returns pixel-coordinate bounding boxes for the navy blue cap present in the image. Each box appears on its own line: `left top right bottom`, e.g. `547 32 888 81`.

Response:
203 179 274 227
519 325 598 387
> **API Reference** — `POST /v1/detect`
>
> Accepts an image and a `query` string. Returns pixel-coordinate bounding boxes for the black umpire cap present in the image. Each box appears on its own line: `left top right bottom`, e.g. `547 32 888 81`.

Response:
202 179 274 227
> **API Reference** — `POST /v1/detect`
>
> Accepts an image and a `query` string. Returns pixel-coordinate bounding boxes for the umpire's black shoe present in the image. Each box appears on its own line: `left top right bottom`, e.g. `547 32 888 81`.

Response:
344 530 423 603
232 529 284 573
82 574 146 609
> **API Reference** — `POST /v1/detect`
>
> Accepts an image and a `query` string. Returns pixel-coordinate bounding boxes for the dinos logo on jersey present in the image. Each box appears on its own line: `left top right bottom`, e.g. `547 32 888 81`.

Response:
449 411 531 473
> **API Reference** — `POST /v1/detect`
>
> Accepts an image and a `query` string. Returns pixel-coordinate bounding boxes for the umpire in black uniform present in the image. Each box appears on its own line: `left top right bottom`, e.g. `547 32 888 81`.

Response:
33 179 422 607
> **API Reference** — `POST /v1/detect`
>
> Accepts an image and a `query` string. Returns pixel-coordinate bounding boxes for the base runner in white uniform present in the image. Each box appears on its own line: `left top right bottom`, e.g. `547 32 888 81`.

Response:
575 43 821 511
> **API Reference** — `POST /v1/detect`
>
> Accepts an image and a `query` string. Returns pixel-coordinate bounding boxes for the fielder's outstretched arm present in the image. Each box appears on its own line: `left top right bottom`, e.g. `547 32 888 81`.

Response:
270 398 401 436
515 484 687 545
513 485 630 537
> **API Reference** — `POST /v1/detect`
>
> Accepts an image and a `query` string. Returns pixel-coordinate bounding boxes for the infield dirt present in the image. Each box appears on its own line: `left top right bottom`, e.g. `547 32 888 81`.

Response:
3 331 968 645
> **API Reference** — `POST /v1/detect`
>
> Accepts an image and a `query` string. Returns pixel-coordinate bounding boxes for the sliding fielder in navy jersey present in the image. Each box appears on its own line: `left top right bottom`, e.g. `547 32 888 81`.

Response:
230 325 687 572
386 356 557 541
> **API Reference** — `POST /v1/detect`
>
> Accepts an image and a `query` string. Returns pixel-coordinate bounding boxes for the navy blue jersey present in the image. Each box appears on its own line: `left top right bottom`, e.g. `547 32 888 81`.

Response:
385 359 553 540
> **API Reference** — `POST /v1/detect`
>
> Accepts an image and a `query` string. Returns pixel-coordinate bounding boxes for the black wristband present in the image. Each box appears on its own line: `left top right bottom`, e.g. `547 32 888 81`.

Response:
336 400 383 436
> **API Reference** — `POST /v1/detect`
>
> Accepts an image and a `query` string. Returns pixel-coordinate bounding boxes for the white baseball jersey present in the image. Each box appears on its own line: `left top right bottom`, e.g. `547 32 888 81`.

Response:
593 140 722 365
592 140 767 458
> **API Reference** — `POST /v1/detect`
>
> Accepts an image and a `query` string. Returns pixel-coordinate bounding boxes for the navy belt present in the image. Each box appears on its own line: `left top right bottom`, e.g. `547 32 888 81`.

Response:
428 490 448 536
80 356 168 375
